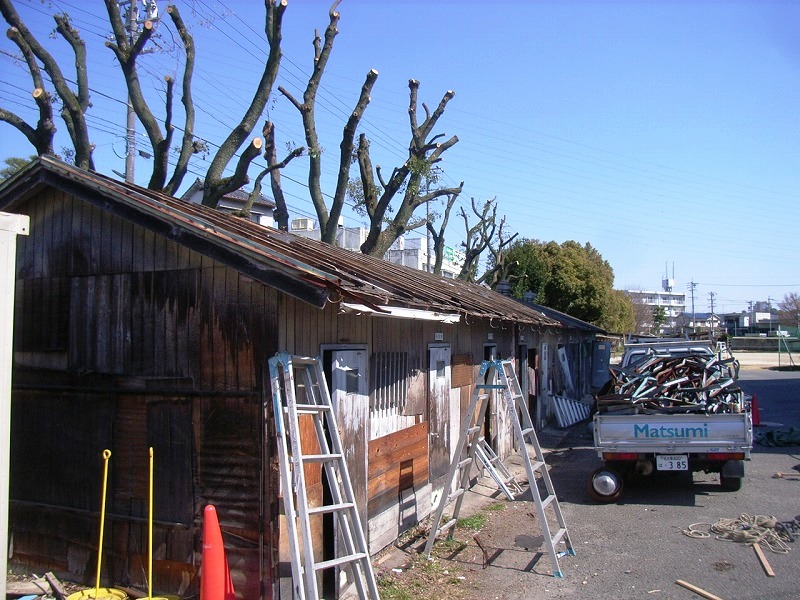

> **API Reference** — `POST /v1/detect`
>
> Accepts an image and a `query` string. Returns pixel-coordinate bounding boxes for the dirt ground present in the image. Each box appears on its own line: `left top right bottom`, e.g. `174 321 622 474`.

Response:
372 452 571 600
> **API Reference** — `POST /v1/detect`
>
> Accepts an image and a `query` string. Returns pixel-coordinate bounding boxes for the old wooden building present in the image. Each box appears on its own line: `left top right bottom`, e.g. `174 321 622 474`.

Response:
0 157 584 598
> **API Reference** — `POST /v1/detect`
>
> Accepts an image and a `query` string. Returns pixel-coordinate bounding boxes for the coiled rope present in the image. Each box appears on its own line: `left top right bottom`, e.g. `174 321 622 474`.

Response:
683 513 792 554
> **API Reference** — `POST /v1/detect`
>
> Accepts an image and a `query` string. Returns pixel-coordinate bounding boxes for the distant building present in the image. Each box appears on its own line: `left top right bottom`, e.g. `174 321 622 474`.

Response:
674 311 722 334
385 236 465 279
288 217 368 250
625 276 686 334
289 218 465 277
181 178 276 227
721 306 781 337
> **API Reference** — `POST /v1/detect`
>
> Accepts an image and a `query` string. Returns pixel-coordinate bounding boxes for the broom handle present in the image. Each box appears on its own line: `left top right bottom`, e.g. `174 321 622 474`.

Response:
96 449 112 596
148 447 154 600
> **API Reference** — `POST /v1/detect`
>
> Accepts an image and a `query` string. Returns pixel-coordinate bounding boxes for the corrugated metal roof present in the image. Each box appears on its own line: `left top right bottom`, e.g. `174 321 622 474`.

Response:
0 157 560 328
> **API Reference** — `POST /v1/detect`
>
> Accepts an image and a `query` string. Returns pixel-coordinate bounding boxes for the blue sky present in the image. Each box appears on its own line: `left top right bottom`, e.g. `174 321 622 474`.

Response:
2 0 798 314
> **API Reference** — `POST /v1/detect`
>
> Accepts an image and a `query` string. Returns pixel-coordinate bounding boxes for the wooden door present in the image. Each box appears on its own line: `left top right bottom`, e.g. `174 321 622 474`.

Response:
427 345 452 483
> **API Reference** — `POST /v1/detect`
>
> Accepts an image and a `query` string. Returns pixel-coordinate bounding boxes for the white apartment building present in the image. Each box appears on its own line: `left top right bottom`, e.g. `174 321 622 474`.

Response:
626 277 687 333
289 218 465 278
385 236 464 279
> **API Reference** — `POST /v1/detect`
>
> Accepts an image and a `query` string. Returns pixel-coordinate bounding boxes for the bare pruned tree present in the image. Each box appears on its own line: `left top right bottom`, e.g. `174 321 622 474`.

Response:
0 0 92 168
104 1 196 193
279 1 378 244
477 215 518 287
426 192 458 276
458 197 498 282
355 80 463 256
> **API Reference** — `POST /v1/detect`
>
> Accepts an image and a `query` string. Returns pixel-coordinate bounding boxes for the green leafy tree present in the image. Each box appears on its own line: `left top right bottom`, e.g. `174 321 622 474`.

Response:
0 155 36 181
503 239 631 331
652 306 668 334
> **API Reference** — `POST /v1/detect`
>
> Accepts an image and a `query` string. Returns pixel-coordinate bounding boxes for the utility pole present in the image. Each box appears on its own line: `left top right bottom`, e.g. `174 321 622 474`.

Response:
708 291 716 338
688 281 697 335
123 1 138 183
122 1 158 183
768 296 774 334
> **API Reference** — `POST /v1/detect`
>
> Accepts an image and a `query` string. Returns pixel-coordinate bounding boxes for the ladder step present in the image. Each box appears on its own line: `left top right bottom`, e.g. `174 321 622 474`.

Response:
521 427 535 437
457 457 472 469
302 453 343 463
307 501 355 515
551 527 568 546
436 518 458 536
446 488 466 503
313 552 368 572
531 460 545 471
293 403 330 413
466 425 481 435
541 494 556 510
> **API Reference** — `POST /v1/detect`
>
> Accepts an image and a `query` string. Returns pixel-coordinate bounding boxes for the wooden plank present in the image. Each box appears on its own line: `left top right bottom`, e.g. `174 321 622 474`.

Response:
45 571 68 600
675 579 724 600
451 353 474 388
753 542 775 577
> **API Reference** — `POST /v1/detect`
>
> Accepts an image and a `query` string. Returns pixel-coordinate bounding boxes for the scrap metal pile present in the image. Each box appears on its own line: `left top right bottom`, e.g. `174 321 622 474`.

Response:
597 351 744 415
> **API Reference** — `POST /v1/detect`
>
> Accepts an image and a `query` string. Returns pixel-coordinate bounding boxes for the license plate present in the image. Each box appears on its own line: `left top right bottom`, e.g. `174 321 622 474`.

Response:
656 454 688 471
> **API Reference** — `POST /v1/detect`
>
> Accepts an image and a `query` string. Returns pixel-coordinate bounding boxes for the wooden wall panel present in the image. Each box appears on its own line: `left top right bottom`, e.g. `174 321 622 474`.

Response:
367 422 429 516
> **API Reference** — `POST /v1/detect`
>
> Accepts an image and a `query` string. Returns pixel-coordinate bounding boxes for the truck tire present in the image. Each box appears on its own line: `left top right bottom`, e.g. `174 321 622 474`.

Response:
720 474 743 491
588 467 623 502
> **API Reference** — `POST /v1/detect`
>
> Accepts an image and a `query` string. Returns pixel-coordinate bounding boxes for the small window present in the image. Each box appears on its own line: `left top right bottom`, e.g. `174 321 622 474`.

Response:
436 360 446 379
371 352 410 413
345 368 360 394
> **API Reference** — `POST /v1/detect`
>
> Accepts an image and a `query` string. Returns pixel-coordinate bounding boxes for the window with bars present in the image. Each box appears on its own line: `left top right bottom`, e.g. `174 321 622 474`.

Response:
371 351 410 413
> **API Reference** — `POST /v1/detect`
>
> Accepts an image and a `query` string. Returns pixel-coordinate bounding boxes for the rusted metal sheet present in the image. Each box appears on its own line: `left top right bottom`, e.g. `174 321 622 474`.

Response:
0 157 561 329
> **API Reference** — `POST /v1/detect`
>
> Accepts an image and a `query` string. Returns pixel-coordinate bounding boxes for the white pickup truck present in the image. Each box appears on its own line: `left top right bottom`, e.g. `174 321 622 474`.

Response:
588 338 753 502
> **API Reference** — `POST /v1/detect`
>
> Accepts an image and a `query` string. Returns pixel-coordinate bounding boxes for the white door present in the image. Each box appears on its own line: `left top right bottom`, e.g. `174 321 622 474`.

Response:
330 349 368 596
331 349 369 525
428 345 451 483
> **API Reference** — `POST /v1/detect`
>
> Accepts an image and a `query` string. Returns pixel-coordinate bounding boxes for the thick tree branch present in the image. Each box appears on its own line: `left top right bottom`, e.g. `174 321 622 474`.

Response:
164 5 198 195
426 192 458 276
458 197 497 282
278 1 341 239
1 1 93 168
203 0 287 207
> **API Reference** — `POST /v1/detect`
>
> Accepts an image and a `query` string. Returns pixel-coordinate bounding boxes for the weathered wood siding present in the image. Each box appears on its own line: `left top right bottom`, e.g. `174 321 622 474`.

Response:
10 190 278 598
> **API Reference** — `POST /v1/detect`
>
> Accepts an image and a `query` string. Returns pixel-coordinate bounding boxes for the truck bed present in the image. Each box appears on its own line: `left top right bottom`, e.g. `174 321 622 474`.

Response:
593 412 753 456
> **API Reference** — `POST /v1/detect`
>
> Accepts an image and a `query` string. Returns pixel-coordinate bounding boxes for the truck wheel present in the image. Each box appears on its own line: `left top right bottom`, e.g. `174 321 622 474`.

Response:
720 474 743 491
589 467 623 502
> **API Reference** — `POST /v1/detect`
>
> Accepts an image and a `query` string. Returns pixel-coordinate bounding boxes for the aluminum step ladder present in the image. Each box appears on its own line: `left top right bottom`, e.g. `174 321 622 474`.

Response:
268 353 380 600
474 437 523 500
424 359 575 577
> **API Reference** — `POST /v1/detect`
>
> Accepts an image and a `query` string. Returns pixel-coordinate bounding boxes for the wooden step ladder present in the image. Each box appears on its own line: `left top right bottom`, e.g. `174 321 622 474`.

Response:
268 353 380 600
423 359 575 577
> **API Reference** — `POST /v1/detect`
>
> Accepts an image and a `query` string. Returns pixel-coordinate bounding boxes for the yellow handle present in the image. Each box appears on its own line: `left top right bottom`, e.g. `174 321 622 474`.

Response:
96 449 112 596
148 447 154 600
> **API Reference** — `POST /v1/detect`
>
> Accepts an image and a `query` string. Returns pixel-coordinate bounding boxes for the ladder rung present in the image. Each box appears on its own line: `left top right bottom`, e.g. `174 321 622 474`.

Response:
446 488 466 503
436 518 458 536
531 460 545 471
521 427 535 437
313 552 367 572
457 457 472 469
307 502 355 516
551 527 568 546
541 494 556 510
302 453 342 463
467 425 481 435
293 403 330 413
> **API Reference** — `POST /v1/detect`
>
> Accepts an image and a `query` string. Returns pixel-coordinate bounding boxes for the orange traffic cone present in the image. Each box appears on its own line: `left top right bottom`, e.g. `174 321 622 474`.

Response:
751 393 761 427
200 505 236 600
